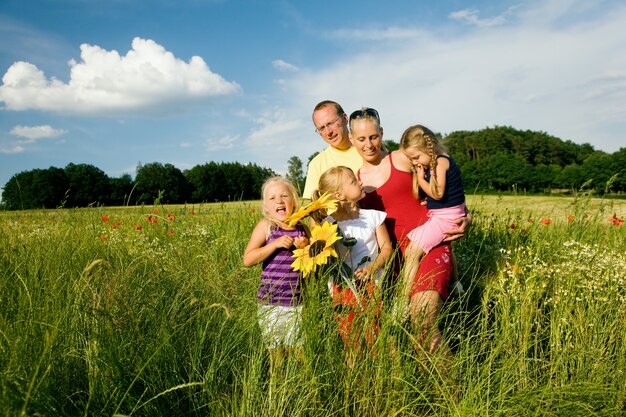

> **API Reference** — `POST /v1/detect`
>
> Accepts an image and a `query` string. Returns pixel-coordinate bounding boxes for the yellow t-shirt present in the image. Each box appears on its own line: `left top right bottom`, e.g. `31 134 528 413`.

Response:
302 146 363 199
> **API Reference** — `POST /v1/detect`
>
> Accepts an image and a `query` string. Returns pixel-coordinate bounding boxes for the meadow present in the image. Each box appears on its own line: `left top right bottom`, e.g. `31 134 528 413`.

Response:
1 194 625 417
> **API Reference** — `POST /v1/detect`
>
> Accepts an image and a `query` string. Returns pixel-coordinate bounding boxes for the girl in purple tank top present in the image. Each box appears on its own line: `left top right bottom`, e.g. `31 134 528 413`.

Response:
243 177 309 359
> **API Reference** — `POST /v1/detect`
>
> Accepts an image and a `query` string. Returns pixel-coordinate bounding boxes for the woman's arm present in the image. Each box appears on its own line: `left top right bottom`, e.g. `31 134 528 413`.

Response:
442 206 472 242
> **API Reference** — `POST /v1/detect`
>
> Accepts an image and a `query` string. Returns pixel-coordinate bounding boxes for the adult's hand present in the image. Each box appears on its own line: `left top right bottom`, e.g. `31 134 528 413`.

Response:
442 210 472 242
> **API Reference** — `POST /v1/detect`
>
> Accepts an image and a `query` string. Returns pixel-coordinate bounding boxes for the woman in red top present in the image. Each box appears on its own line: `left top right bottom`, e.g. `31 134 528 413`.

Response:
349 107 470 354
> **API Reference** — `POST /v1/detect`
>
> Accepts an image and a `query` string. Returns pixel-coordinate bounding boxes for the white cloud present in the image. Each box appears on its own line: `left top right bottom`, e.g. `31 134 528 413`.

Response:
10 124 67 141
0 144 25 154
272 59 299 72
328 27 421 41
449 8 508 28
0 37 241 115
274 1 626 153
205 134 239 152
0 124 67 154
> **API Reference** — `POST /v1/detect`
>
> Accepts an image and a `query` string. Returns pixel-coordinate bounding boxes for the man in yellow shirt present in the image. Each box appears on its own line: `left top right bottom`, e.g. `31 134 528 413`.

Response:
302 100 364 200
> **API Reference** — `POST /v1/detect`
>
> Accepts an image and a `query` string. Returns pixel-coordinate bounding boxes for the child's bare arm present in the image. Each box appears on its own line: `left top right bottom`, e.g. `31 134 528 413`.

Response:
243 220 295 266
355 223 393 280
417 157 449 201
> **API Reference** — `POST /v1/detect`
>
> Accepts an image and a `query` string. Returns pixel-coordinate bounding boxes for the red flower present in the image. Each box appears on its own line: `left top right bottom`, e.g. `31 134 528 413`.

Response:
153 209 158 214
99 234 107 241
609 213 624 226
111 224 117 229
527 218 534 223
101 215 109 221
135 225 143 230
567 215 575 222
540 218 552 225
167 213 175 221
147 215 158 224
510 223 517 229
167 230 175 236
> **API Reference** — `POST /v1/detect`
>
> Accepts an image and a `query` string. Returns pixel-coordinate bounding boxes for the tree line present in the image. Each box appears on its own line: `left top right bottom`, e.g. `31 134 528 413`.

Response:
1 125 624 210
0 161 277 210
443 126 625 193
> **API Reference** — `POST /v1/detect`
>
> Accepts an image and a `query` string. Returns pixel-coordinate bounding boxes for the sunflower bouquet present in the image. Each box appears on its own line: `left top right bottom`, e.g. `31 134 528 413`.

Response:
289 194 368 307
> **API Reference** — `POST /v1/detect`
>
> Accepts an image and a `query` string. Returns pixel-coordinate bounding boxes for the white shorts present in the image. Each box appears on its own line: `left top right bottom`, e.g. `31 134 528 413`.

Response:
257 304 303 349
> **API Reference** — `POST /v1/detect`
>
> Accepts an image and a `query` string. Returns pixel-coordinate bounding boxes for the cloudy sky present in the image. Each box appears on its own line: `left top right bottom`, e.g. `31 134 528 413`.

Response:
1 0 625 193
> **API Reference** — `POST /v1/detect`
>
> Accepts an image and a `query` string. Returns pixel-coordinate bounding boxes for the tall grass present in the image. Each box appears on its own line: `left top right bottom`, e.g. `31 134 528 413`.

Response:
0 196 624 416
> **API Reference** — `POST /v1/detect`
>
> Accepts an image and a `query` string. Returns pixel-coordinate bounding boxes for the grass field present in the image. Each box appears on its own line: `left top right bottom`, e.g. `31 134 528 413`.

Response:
1 194 625 416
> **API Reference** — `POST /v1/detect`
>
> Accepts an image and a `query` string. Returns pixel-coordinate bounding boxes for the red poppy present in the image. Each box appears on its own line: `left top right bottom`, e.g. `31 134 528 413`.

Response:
111 224 117 229
609 213 624 226
99 234 107 241
135 225 143 230
527 218 534 223
167 230 175 236
153 209 158 214
510 223 517 229
540 218 552 225
567 215 575 222
101 215 109 221
167 213 175 221
147 215 158 223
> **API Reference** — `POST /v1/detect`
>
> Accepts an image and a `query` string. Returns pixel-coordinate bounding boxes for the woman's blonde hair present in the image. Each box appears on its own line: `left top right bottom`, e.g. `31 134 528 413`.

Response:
260 176 301 231
311 166 353 221
400 124 446 199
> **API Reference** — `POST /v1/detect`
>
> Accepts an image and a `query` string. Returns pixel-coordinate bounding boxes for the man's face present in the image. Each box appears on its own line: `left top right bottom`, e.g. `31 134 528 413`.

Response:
312 106 351 150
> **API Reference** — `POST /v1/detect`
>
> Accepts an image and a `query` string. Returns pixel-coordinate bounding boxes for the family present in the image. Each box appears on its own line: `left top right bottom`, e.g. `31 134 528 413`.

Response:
244 100 470 365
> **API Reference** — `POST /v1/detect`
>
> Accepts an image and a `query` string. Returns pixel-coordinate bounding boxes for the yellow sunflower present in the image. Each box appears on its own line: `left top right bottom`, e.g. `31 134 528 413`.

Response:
291 221 341 276
285 192 338 228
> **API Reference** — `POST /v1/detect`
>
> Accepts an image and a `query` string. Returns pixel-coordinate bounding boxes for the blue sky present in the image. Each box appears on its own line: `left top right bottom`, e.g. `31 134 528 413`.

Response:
1 0 625 195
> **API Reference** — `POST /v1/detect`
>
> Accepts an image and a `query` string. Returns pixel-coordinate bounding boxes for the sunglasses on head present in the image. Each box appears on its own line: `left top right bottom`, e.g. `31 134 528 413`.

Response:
349 108 380 123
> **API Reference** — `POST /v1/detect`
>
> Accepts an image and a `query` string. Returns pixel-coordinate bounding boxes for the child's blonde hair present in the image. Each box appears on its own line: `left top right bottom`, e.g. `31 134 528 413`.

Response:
311 166 353 221
400 124 446 199
260 176 301 230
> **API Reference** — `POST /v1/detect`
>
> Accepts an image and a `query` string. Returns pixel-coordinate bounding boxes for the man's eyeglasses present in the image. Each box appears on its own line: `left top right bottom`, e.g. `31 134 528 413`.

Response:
315 117 342 134
349 108 380 123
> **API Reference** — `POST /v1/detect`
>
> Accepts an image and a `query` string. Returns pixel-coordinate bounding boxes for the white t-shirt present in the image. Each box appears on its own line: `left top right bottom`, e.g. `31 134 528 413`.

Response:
325 209 387 284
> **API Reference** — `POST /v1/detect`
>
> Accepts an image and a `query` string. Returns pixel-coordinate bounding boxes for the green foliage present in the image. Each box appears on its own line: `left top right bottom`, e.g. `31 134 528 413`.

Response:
1 167 69 210
185 162 276 202
444 126 623 193
286 156 305 194
64 163 111 207
135 162 192 204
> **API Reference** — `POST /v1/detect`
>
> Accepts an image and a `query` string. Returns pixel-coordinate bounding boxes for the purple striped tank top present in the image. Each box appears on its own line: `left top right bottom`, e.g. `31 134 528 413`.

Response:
258 224 306 306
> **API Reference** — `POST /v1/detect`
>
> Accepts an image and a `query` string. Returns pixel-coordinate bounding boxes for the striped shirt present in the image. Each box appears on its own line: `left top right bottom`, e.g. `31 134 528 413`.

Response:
258 224 306 306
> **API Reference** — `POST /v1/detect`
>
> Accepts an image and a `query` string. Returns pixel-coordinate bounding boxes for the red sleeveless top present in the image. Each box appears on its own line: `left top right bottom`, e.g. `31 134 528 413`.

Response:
358 153 429 251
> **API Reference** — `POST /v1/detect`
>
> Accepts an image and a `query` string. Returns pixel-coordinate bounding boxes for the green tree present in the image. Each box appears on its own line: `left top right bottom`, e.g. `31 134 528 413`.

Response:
1 167 69 210
580 151 614 194
64 163 110 207
108 174 134 206
135 162 191 204
383 139 399 152
286 156 305 193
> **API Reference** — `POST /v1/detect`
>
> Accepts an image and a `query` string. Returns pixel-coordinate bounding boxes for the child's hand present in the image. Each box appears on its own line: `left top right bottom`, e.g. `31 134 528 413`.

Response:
273 235 294 250
293 236 309 249
354 264 375 281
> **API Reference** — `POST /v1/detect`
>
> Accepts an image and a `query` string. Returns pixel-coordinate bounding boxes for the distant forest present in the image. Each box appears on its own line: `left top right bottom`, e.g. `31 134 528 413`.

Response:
1 126 624 210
